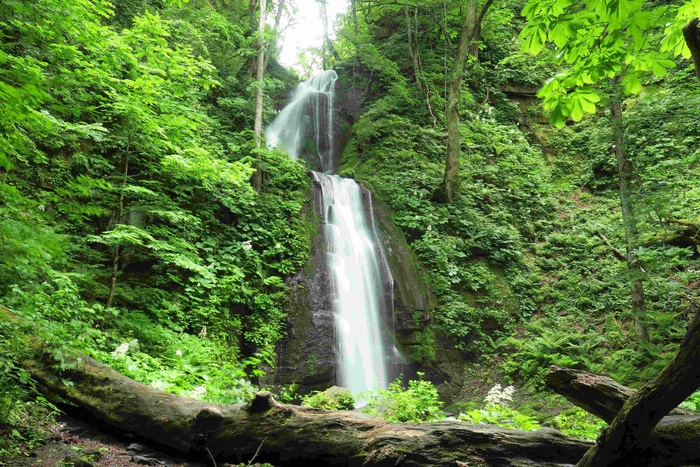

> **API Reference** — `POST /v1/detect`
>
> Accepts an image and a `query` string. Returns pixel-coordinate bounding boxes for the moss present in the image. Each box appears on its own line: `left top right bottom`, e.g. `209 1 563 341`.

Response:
307 352 318 376
338 136 361 178
654 419 700 443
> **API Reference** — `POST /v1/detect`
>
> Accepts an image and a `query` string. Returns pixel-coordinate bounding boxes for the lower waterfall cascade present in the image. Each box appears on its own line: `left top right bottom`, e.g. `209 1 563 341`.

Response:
266 71 395 394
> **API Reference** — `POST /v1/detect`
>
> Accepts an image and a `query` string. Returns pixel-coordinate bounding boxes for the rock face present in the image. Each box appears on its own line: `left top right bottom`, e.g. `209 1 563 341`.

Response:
367 194 433 362
274 70 430 394
274 68 438 396
274 179 337 393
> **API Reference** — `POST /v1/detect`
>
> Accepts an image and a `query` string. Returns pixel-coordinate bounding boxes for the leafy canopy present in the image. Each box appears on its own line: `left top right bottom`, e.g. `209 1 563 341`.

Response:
520 0 700 126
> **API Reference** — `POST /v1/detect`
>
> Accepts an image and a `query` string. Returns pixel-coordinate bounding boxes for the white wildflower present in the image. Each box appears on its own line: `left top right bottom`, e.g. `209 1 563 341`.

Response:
190 385 207 400
112 342 130 356
484 383 515 407
242 240 252 251
275 243 282 250
175 349 183 357
198 326 207 338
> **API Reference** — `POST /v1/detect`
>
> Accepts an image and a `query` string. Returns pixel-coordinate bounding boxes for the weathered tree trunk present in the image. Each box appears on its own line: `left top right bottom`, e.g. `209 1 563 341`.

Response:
263 0 286 70
545 366 697 424
546 366 700 467
253 0 266 149
406 8 423 93
106 137 132 309
683 18 700 82
24 354 593 467
610 96 649 343
573 308 700 467
443 0 494 202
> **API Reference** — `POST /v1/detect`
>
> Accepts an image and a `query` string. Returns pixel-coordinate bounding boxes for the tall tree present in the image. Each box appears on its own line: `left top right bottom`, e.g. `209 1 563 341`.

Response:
253 0 267 190
609 88 648 342
317 0 340 69
443 0 494 202
684 17 700 80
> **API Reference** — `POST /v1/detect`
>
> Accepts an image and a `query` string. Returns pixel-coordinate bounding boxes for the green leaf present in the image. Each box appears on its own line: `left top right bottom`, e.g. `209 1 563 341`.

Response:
622 74 642 95
549 22 573 48
520 25 545 55
548 104 567 128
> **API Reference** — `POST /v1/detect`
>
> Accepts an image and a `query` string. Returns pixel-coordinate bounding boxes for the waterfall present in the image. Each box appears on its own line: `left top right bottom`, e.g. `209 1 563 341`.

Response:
267 71 393 394
313 173 389 393
266 70 337 173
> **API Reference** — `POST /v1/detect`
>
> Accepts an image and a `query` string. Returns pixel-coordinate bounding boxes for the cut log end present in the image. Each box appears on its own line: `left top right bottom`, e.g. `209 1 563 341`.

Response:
248 391 281 414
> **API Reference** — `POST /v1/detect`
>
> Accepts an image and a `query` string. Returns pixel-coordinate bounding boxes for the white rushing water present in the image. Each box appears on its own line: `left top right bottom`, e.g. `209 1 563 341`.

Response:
313 173 389 394
266 70 338 172
266 71 391 395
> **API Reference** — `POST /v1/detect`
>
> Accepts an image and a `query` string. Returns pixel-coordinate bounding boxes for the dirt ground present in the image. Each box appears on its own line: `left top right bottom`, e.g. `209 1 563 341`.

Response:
4 415 267 467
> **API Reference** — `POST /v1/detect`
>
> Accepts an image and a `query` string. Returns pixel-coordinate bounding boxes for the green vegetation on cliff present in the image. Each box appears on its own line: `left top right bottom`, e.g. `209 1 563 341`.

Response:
1 0 700 461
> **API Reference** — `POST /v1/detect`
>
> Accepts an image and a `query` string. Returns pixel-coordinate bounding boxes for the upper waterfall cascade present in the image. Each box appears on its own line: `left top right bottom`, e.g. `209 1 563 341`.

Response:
266 70 338 173
266 71 394 394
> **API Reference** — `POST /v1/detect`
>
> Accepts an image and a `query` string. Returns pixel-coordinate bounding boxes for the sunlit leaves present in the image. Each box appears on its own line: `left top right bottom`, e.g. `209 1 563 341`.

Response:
622 74 642 94
520 0 693 125
567 88 601 121
519 24 547 55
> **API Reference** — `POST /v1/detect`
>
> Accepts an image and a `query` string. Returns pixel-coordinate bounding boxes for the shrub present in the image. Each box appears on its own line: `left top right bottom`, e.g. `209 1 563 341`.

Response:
550 408 607 440
302 386 355 411
459 384 541 431
364 373 444 423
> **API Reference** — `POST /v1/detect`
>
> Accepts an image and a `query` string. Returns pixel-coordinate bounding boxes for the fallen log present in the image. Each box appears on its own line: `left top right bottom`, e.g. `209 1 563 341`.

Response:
27 353 592 467
545 366 697 424
545 363 700 467
574 306 700 467
0 307 594 467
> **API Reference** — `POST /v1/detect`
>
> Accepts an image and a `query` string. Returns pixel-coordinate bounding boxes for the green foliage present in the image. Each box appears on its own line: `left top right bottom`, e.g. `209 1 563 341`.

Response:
364 373 444 423
519 0 699 126
301 387 355 411
460 404 541 431
0 314 62 461
550 408 607 440
459 384 541 431
86 319 265 404
345 81 554 355
681 390 700 411
0 0 307 452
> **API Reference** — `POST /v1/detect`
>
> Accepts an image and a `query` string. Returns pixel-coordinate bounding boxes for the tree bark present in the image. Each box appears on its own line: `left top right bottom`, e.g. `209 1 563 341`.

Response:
263 0 287 70
545 366 697 424
406 8 423 93
574 309 700 467
406 8 437 128
683 18 700 82
443 0 493 202
318 0 339 67
253 0 266 148
610 97 649 343
252 0 266 190
23 356 593 467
